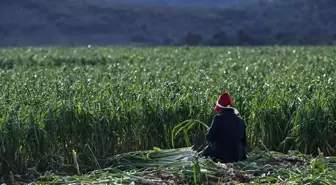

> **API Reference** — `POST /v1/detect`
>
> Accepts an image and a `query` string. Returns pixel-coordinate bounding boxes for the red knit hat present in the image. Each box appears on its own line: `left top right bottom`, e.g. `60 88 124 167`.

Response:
214 92 234 112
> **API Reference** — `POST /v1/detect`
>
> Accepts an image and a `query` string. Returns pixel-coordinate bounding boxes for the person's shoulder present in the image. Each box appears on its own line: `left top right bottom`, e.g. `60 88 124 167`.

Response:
237 116 246 126
214 113 223 118
213 113 226 121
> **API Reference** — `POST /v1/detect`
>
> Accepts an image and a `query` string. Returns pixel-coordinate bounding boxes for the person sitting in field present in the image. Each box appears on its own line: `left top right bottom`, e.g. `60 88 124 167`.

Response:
201 92 247 163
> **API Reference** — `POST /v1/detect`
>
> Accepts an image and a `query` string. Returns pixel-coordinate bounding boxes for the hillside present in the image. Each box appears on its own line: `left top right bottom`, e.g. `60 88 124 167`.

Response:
0 0 336 47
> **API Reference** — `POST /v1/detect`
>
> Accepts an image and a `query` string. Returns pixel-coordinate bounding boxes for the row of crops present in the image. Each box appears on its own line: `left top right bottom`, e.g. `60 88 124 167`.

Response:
0 46 335 183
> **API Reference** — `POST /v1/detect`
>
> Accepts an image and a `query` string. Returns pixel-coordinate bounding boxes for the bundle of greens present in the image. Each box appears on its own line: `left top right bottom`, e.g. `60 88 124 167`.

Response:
33 147 336 185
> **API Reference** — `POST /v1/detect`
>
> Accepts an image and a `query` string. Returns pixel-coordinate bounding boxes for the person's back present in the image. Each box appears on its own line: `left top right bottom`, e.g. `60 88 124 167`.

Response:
202 92 247 163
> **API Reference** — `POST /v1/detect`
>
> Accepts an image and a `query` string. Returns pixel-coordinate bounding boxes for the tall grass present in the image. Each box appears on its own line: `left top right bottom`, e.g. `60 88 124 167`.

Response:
0 46 335 176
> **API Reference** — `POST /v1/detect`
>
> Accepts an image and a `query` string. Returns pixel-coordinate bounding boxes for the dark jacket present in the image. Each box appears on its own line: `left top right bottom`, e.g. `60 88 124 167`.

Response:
202 108 247 163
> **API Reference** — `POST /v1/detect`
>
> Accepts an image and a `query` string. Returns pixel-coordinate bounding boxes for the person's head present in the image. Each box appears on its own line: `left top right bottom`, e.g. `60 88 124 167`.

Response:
214 92 234 112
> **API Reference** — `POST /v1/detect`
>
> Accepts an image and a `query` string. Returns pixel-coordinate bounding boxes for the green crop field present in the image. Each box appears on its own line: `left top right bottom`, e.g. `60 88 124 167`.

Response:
0 46 335 184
